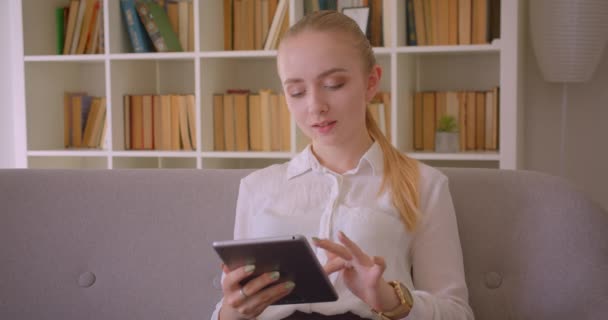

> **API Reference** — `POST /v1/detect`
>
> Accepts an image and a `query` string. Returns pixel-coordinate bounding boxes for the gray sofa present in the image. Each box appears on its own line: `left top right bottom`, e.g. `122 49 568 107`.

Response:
1 168 607 320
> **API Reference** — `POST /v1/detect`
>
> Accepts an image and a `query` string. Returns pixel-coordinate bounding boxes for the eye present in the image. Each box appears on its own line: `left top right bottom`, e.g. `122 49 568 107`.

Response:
324 83 344 90
289 90 305 98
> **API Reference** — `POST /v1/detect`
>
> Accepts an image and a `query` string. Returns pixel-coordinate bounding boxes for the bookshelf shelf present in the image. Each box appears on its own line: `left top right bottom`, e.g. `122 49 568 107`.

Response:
24 55 106 62
27 150 109 157
409 152 500 161
5 0 525 170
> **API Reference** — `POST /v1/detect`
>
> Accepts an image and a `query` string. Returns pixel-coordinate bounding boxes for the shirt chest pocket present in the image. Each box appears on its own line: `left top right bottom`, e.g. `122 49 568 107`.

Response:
248 197 324 239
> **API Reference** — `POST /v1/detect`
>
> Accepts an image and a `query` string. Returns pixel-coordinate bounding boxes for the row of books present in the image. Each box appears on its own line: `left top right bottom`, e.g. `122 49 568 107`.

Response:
303 0 384 47
63 92 107 149
406 0 500 46
224 0 290 51
57 0 105 55
213 90 290 152
121 0 190 53
124 94 196 150
413 88 499 152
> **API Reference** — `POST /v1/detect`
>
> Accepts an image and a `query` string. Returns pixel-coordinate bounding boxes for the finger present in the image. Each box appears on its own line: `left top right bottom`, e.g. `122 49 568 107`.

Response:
338 231 371 265
222 264 256 292
241 271 281 300
236 281 296 318
313 237 353 261
323 257 347 274
373 255 387 271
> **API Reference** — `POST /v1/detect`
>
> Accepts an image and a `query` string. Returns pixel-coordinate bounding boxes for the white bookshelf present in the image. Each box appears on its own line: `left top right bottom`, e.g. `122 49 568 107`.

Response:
3 0 525 170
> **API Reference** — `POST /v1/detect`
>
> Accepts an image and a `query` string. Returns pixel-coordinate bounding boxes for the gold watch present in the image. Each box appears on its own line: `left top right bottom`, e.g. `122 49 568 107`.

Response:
372 281 414 320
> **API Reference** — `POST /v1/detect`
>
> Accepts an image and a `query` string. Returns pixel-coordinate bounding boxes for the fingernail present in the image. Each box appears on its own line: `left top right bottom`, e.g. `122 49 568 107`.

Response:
244 265 255 273
284 281 295 289
312 237 320 242
269 271 280 280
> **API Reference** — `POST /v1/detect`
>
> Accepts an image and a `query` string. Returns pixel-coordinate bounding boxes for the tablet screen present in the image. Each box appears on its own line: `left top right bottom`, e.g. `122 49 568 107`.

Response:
212 235 338 305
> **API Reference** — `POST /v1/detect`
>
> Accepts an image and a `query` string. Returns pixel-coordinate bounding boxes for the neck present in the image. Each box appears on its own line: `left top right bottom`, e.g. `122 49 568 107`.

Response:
311 130 374 174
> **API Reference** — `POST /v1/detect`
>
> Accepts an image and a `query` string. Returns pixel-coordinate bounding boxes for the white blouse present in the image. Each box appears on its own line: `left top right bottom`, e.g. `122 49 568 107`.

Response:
211 143 474 320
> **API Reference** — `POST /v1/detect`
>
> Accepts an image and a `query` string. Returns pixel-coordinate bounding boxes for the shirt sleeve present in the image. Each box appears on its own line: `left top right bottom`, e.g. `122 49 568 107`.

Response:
405 176 474 320
210 178 253 320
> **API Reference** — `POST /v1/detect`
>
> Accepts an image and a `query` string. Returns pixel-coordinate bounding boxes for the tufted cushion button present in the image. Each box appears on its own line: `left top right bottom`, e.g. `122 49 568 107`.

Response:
78 272 96 288
484 272 502 289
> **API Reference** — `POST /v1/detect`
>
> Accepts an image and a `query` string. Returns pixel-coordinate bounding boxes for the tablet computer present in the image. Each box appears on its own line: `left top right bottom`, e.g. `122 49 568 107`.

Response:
212 234 338 305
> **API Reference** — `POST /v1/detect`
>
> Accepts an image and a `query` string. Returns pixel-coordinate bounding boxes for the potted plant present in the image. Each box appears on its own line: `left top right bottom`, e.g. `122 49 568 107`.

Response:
435 115 459 153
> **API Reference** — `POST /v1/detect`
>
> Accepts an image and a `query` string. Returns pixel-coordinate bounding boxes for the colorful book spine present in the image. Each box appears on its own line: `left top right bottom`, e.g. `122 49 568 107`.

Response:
120 0 153 53
134 0 183 52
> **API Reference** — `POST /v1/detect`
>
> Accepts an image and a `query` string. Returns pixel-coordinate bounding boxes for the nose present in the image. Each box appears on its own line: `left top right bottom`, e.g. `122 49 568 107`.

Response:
307 87 328 114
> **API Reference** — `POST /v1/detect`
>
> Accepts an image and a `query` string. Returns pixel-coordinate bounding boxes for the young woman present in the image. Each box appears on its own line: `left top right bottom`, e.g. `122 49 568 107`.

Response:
212 10 473 320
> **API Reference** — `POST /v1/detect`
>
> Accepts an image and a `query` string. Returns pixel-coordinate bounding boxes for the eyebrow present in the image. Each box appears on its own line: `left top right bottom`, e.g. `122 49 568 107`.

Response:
283 67 348 85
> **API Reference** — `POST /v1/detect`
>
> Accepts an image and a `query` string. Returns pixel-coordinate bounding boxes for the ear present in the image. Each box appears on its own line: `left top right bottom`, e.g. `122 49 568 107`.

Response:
365 65 383 102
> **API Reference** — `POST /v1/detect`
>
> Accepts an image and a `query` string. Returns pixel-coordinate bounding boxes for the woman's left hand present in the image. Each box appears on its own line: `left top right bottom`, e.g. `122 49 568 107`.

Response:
313 231 400 311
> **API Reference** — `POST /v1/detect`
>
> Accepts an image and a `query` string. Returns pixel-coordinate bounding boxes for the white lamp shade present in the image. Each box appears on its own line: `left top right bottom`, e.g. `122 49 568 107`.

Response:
529 0 608 83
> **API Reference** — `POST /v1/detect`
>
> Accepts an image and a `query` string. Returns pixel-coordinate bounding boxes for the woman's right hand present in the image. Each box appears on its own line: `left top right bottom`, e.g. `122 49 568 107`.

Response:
218 264 296 320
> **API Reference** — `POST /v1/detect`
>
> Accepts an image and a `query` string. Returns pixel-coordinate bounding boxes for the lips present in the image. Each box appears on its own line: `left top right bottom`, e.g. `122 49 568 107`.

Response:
312 120 337 134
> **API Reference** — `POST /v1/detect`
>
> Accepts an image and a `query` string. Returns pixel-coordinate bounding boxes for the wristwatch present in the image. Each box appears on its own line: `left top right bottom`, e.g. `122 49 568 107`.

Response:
372 281 414 320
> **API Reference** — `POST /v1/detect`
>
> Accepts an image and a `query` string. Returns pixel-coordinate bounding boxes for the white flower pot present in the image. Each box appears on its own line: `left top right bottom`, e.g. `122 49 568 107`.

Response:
435 132 459 153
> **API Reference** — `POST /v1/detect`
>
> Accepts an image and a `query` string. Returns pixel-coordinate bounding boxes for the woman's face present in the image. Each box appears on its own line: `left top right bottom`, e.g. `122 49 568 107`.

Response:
277 30 381 149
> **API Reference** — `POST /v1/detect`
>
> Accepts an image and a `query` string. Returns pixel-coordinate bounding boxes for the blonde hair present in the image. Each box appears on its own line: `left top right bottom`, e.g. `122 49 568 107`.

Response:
280 11 421 231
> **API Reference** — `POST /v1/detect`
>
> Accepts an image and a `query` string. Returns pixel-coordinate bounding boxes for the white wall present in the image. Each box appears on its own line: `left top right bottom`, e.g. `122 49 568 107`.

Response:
0 0 16 168
524 40 608 210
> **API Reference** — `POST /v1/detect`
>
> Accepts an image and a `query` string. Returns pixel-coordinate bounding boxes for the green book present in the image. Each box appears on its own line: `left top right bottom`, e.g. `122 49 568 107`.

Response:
55 7 66 55
134 0 183 52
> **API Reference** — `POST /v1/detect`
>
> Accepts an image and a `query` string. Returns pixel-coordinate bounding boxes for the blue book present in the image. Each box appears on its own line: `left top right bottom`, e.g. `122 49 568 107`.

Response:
120 0 153 53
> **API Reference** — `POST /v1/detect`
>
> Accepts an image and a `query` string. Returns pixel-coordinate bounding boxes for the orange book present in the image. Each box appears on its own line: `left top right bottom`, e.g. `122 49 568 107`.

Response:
413 92 423 150
447 0 458 45
86 98 106 148
170 95 181 150
153 95 162 150
422 92 436 151
178 95 193 151
186 95 196 149
123 95 131 150
142 95 154 150
435 91 447 127
223 94 236 151
248 94 262 151
413 0 427 46
82 97 101 147
458 0 472 45
130 95 144 150
472 0 488 44
475 92 486 150
458 92 467 151
259 89 272 151
76 0 98 54
160 95 172 150
234 93 250 151
224 0 233 50
465 91 476 150
213 94 226 151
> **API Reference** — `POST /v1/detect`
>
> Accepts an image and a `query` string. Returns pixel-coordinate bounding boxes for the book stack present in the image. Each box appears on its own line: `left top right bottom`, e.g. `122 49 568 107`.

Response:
412 88 499 152
405 0 501 46
121 0 192 53
63 92 107 149
303 0 385 47
56 0 105 55
123 94 196 150
224 0 290 50
213 90 291 152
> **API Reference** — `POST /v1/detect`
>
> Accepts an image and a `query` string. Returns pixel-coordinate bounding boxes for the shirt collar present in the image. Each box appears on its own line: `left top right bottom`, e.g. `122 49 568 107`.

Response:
286 142 384 180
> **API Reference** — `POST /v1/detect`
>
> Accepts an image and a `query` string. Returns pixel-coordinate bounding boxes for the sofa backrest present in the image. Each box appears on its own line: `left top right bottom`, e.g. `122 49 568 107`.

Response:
0 168 606 320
